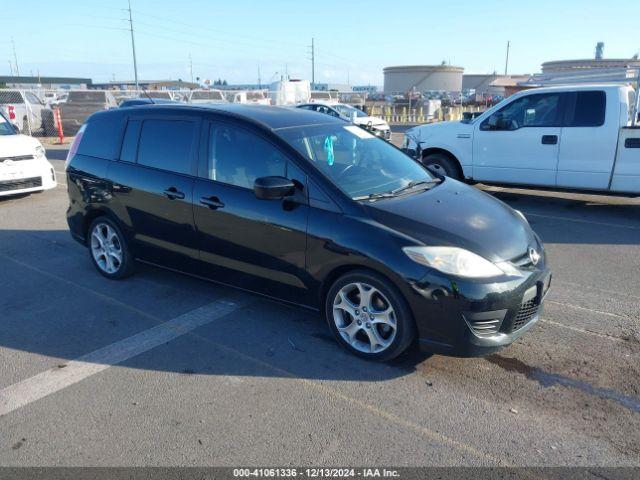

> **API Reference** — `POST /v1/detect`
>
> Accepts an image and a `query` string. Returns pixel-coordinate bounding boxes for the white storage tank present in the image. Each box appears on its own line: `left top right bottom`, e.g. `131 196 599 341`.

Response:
383 65 464 94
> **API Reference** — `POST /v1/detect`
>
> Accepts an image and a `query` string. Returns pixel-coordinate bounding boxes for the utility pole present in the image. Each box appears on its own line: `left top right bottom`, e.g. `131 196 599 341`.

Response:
504 41 510 76
189 54 194 84
257 65 261 89
308 38 315 86
11 37 20 77
127 0 139 90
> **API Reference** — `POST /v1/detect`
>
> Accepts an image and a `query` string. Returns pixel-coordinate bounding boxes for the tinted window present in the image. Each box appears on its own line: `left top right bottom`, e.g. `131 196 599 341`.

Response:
568 91 606 127
482 93 562 130
25 93 42 105
119 119 141 162
137 119 195 174
207 123 286 188
77 114 124 160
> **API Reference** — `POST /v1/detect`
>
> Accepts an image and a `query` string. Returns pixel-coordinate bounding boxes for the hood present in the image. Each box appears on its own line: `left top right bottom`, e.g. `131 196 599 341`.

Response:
407 120 471 143
0 134 40 158
363 179 535 263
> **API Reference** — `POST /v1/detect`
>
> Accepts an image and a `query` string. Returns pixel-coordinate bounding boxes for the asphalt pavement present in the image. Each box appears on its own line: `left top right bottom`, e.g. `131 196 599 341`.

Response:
0 146 638 466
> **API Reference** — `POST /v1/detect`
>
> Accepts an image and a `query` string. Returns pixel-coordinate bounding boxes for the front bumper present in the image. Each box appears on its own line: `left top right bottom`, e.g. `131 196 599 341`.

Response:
406 265 551 357
0 157 57 197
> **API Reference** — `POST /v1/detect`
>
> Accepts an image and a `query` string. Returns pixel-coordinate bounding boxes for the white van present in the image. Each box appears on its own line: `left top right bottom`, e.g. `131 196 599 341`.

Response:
404 84 640 194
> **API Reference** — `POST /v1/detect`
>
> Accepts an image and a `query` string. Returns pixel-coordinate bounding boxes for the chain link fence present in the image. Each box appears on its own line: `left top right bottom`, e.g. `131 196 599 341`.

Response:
0 87 490 143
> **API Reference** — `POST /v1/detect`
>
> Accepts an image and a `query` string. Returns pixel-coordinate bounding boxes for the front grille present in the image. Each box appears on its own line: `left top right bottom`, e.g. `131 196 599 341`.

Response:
467 318 502 337
512 298 539 332
0 155 34 162
0 176 42 192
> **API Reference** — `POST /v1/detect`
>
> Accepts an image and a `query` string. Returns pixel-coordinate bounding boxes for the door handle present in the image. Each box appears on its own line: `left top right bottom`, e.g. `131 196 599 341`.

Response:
163 187 185 200
200 195 225 209
541 135 558 145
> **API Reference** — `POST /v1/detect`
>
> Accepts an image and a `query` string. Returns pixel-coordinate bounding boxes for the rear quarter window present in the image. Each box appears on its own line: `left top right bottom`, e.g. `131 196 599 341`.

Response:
567 91 606 127
76 114 124 160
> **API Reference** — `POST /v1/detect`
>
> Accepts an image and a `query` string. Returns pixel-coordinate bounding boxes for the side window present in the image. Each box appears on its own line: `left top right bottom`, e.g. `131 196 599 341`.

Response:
119 119 141 162
77 114 124 160
481 93 562 130
566 91 606 127
137 119 196 174
207 123 287 188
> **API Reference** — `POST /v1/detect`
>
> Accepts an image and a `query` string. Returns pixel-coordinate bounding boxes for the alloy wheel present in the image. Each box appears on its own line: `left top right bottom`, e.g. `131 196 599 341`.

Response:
332 282 397 354
90 222 123 274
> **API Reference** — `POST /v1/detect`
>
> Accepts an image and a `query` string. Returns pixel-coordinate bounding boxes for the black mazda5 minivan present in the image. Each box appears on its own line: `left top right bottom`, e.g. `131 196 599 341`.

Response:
66 104 550 361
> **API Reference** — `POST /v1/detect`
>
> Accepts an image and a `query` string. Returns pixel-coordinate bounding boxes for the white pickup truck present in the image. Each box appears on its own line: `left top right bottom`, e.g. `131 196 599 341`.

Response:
404 84 640 194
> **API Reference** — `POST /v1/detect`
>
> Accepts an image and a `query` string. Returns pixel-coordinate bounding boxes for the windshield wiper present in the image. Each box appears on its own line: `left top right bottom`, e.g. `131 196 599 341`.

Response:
352 191 398 201
390 179 441 195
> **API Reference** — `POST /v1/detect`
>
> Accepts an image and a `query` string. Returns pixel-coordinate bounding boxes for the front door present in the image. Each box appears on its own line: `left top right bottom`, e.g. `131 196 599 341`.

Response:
193 120 310 303
109 115 200 269
473 92 564 186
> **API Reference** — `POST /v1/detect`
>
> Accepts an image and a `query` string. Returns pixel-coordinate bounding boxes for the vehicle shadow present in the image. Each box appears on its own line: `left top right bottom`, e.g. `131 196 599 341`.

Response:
484 187 640 246
0 228 434 383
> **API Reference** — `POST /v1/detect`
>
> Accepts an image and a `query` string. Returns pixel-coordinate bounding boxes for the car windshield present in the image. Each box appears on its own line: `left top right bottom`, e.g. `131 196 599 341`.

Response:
333 104 367 118
278 124 436 200
0 112 16 135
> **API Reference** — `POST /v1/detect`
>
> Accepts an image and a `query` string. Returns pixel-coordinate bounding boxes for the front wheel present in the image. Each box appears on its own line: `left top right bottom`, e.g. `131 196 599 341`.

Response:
325 270 415 361
88 217 135 279
422 153 460 180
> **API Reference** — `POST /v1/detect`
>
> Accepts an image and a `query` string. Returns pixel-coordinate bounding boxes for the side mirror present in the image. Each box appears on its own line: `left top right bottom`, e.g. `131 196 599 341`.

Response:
254 176 296 200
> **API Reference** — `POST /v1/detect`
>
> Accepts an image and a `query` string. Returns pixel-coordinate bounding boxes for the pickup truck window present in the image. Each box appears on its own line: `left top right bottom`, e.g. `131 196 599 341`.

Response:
0 91 24 104
481 93 562 131
566 91 606 127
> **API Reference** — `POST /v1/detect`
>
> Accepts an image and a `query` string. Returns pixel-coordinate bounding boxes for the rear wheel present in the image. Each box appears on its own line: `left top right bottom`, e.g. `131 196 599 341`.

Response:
88 217 135 279
325 270 415 361
422 153 460 180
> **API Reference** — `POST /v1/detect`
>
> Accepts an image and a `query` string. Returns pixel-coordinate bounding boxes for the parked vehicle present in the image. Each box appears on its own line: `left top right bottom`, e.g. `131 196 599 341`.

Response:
269 79 311 105
119 98 180 108
59 90 118 136
0 110 56 196
65 104 550 360
404 84 640 194
296 102 392 140
232 90 271 105
187 90 227 104
0 90 56 136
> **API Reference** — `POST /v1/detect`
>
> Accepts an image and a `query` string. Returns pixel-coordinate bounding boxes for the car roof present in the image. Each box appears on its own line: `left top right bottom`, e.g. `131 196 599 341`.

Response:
115 103 344 130
514 84 625 95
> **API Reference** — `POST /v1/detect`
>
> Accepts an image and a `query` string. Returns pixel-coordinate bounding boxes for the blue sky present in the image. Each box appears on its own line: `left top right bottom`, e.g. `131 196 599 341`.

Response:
1 0 638 85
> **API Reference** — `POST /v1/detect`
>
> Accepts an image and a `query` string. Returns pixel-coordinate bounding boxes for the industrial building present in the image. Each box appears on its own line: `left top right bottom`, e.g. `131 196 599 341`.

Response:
0 75 92 89
383 64 464 94
462 74 531 96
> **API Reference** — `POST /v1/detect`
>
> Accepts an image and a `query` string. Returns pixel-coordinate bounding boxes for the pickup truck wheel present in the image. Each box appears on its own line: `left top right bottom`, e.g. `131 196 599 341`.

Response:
422 153 460 180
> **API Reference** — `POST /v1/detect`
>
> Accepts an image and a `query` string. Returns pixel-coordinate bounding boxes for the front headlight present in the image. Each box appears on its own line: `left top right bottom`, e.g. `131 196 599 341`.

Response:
402 246 504 278
34 145 46 159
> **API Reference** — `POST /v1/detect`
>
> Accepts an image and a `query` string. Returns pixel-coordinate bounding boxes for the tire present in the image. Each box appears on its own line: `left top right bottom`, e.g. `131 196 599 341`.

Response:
325 270 416 361
422 153 461 180
87 217 135 280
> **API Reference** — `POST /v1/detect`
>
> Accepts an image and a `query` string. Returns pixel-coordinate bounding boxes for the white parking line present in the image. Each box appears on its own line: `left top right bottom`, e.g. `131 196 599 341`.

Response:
0 298 244 417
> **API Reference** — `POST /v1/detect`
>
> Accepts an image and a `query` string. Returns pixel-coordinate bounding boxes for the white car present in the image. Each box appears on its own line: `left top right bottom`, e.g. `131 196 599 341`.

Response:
0 111 56 197
296 102 392 141
404 84 640 194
